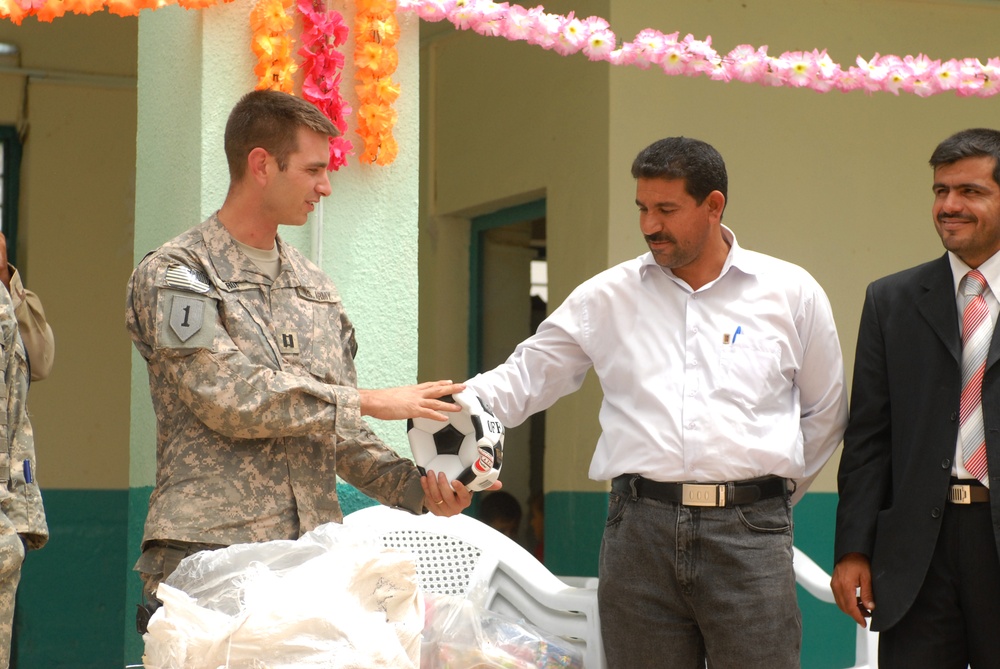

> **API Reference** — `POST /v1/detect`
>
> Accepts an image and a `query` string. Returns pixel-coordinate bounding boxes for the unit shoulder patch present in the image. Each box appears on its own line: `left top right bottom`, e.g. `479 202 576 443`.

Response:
170 295 205 342
156 290 216 351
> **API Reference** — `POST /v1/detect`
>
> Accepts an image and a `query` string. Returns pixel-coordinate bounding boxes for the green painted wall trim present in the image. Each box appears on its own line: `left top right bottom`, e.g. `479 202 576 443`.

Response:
15 489 127 669
793 492 856 669
124 486 152 666
544 490 605 578
338 482 379 516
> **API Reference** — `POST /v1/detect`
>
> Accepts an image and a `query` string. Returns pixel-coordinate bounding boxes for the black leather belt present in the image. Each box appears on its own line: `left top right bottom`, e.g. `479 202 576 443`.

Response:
948 479 990 504
612 474 789 508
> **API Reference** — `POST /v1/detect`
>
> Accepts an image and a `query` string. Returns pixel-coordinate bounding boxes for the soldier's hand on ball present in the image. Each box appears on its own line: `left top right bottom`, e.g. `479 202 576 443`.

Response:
360 381 466 421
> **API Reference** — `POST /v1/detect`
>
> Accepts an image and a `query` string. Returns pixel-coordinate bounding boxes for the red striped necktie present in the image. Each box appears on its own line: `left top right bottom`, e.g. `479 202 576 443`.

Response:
959 269 991 487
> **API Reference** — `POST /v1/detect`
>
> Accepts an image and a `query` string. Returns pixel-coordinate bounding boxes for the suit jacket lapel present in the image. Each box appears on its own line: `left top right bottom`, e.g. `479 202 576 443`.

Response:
988 294 1000 372
918 255 961 364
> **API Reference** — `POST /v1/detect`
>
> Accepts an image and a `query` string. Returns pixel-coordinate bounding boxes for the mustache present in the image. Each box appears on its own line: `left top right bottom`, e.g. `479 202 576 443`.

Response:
937 213 975 224
644 232 676 244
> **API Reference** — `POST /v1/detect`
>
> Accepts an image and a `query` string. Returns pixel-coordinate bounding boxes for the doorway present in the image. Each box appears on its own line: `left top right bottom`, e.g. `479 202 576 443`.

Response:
469 199 546 554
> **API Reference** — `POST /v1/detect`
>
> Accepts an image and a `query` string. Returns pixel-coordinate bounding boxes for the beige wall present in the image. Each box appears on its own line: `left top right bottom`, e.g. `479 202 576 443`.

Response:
608 0 999 491
0 15 137 490
419 0 612 495
421 0 1000 495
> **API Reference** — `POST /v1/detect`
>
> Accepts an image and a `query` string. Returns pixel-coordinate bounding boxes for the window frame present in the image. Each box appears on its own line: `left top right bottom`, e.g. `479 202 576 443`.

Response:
0 126 21 268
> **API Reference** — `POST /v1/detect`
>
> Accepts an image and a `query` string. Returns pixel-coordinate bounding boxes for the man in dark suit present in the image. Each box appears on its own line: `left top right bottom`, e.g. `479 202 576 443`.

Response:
833 128 1000 668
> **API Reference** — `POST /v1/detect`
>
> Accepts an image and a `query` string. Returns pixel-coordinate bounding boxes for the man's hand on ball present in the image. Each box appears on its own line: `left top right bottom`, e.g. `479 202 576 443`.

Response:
422 470 503 516
359 381 466 421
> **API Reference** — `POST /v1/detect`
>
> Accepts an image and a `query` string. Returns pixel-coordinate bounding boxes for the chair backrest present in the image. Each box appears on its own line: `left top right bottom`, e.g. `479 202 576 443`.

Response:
792 546 879 669
344 505 607 669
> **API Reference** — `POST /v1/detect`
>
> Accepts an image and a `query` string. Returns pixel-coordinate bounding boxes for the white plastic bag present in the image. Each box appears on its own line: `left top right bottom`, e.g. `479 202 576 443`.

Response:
143 522 423 669
421 591 584 669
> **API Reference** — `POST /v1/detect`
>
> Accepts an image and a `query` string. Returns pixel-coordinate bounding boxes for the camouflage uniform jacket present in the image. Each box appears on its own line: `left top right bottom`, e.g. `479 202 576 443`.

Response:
125 215 425 550
0 286 47 551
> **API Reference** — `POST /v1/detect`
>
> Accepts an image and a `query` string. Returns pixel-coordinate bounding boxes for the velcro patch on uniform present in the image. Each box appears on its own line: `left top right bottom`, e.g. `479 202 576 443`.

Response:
278 331 300 355
157 291 216 351
165 265 210 294
170 295 206 342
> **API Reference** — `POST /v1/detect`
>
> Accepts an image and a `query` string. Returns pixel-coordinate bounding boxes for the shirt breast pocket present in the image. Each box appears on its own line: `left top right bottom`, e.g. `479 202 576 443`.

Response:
718 339 784 408
292 287 357 384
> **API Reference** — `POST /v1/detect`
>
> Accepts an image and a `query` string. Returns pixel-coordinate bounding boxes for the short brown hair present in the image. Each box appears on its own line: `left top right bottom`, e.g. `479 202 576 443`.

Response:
224 90 339 181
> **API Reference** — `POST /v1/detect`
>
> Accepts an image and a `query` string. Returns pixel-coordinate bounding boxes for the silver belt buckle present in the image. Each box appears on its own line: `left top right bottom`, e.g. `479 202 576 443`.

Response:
682 483 725 507
949 484 971 504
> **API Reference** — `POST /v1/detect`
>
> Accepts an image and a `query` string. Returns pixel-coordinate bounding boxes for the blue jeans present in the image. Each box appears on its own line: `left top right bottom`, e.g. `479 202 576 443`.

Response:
598 489 800 669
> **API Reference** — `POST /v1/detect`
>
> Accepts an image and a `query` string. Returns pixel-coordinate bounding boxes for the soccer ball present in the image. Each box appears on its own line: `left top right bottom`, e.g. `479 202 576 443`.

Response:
407 389 505 492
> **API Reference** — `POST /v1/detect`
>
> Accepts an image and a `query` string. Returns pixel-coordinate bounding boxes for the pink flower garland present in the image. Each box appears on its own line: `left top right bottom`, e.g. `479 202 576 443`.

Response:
3 0 997 100
297 0 354 170
399 0 1000 98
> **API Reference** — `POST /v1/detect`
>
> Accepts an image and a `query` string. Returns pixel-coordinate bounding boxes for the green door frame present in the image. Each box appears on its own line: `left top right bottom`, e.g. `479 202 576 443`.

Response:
467 198 546 377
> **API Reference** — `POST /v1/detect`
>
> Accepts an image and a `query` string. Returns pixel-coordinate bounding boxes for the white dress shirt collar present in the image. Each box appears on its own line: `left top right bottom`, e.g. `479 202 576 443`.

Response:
948 250 1000 298
639 225 764 292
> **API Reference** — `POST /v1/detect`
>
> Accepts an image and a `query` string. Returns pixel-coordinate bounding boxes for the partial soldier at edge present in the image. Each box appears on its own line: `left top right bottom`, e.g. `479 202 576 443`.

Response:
0 282 47 668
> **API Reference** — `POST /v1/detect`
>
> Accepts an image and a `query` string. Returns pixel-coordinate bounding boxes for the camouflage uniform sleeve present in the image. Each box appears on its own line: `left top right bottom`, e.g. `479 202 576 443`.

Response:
127 253 362 441
0 289 47 550
8 267 54 382
335 419 427 515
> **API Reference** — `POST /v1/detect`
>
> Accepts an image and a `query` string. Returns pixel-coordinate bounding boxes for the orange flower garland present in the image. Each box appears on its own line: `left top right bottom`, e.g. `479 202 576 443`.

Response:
0 0 232 24
354 0 400 165
250 0 297 93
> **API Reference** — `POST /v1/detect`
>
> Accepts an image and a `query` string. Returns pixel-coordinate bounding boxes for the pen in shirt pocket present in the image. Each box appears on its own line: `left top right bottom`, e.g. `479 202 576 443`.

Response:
723 325 743 345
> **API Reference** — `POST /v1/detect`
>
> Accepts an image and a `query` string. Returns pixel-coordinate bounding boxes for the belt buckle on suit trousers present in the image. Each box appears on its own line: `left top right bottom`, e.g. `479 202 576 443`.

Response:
948 484 972 504
682 483 725 507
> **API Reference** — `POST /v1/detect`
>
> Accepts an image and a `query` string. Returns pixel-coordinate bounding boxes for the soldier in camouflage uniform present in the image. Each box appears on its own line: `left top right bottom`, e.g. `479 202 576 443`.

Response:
0 281 47 668
127 90 482 613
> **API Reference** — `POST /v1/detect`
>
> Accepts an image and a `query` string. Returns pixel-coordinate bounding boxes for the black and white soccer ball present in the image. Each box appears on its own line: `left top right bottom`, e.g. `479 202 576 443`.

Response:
407 389 505 492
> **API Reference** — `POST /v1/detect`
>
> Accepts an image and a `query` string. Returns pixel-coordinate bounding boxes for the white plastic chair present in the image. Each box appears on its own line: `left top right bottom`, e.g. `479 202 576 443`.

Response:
343 505 607 669
793 546 879 669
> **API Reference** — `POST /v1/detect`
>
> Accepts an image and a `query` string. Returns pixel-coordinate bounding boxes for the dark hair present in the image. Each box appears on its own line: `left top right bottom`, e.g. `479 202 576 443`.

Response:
631 137 728 206
479 491 522 526
224 90 339 181
929 128 1000 186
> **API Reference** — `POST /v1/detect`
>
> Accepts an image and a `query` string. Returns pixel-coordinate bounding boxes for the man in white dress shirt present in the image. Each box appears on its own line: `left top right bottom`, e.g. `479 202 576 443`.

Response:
466 137 848 669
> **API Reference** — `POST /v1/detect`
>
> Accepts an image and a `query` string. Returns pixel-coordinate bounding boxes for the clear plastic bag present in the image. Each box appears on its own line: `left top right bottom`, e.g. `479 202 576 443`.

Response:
142 522 423 669
420 591 584 669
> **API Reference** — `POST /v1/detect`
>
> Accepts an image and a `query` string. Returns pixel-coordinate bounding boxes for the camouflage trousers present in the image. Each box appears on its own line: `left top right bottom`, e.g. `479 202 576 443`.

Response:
135 540 226 605
0 515 25 669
